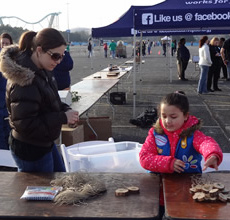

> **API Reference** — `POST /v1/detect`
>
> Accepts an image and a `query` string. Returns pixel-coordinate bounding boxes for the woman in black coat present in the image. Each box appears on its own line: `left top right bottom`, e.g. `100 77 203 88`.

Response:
207 37 222 92
0 28 79 172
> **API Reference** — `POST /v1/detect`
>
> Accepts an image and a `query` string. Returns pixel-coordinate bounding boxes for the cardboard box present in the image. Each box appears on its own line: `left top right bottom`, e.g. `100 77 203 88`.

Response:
79 117 112 141
58 90 72 105
61 124 84 146
135 56 141 63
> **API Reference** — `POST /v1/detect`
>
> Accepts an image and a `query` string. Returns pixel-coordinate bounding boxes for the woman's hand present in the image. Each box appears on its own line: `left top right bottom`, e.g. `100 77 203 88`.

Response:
203 155 218 171
174 159 185 173
65 110 79 127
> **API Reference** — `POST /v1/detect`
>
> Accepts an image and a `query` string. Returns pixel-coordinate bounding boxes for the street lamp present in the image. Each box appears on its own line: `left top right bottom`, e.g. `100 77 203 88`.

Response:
66 0 70 43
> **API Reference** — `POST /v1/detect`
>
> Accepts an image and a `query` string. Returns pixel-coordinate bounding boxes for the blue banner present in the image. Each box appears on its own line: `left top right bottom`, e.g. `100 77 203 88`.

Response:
134 7 230 30
92 1 230 38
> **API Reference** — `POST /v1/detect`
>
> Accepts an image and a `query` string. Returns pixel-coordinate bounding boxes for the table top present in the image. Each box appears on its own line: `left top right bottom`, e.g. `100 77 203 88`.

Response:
0 172 159 220
71 93 103 116
163 173 230 220
83 70 126 80
125 60 145 64
83 66 132 80
70 79 119 115
100 66 132 72
71 79 119 94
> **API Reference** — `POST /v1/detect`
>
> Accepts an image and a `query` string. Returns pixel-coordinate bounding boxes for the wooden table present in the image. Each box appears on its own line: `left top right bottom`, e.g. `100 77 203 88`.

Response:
163 173 230 220
0 172 159 219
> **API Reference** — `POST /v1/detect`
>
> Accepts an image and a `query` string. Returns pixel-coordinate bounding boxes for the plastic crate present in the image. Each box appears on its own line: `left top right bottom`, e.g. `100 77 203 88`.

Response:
67 141 146 173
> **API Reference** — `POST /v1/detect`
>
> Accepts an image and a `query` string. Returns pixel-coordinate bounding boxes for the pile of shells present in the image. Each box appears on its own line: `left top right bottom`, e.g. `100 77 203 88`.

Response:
190 175 230 203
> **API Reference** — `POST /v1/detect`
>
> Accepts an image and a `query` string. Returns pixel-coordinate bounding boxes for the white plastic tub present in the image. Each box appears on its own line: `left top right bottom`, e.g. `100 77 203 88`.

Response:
67 141 146 173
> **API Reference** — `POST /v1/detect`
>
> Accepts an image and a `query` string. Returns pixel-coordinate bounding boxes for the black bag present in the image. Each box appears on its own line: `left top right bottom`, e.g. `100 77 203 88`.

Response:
130 108 158 128
110 92 126 105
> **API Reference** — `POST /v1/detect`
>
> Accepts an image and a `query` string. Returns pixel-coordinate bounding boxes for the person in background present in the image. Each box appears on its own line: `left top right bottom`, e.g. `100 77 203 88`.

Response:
109 40 117 59
87 38 92 58
219 38 227 80
135 40 141 56
220 36 230 81
103 42 108 58
147 39 153 55
0 28 79 172
171 39 176 56
162 40 167 57
207 37 222 92
178 38 190 81
0 33 12 48
197 36 212 94
0 33 13 149
176 41 182 80
116 40 124 58
139 91 223 219
53 45 73 90
142 40 146 56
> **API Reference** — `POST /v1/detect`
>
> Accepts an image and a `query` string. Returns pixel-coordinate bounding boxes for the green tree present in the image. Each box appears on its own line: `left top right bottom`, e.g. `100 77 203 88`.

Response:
0 25 90 44
0 25 26 43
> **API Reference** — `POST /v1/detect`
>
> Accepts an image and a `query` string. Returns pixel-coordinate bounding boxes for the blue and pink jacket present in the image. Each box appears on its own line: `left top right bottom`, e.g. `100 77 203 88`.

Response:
139 115 223 205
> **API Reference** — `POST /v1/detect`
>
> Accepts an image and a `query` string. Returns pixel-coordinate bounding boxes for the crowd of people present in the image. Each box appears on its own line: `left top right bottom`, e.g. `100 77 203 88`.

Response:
133 36 230 95
157 35 230 94
101 39 162 59
102 40 127 59
197 35 230 94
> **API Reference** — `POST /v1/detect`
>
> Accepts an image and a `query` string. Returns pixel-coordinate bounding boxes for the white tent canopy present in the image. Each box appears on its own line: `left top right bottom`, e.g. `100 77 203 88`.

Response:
161 36 171 41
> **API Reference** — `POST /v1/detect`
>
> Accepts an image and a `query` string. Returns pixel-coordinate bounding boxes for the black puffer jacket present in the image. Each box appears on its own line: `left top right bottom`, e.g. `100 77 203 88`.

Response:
0 45 71 147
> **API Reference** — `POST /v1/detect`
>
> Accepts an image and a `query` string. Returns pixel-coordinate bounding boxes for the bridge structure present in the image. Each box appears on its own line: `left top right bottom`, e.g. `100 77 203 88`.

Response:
0 12 61 30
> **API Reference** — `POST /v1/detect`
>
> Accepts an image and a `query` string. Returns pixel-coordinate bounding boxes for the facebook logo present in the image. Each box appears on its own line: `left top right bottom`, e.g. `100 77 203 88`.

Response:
142 13 153 25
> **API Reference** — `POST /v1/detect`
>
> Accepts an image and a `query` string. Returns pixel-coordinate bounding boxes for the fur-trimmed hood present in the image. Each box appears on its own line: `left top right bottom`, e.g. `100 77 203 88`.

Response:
0 45 35 87
154 115 202 138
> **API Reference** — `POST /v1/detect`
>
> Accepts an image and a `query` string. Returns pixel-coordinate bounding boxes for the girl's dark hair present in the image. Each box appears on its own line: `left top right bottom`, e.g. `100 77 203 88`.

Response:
199 36 208 48
0 33 13 44
18 28 66 53
160 91 189 115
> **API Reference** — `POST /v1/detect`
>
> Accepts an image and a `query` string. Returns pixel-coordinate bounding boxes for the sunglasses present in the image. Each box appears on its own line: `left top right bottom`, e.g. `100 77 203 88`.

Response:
46 50 65 61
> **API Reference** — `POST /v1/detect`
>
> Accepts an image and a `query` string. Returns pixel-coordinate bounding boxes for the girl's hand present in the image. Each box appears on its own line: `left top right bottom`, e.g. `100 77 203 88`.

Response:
174 159 185 173
203 155 218 171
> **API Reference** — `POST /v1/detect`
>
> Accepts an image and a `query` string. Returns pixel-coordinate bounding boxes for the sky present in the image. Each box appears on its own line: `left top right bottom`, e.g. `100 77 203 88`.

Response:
1 0 164 31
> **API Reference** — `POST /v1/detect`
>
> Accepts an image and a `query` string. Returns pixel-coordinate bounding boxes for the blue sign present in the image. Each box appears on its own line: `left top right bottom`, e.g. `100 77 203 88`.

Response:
135 8 230 30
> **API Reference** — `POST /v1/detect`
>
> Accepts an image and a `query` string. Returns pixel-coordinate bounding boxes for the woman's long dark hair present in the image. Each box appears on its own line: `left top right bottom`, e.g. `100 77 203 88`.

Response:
199 36 208 48
18 28 66 54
